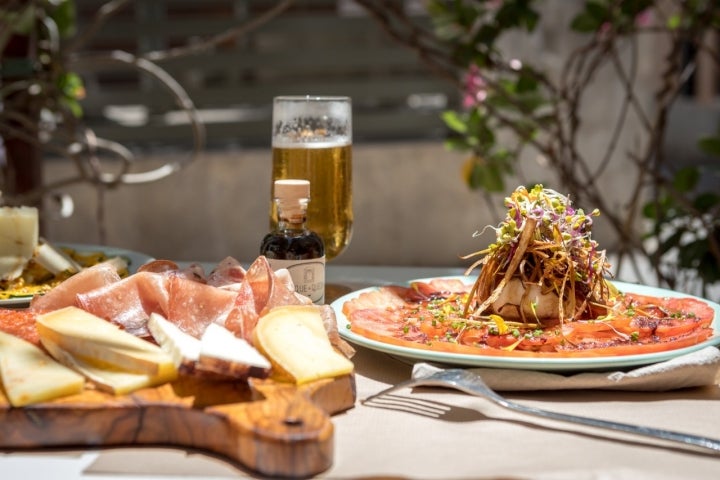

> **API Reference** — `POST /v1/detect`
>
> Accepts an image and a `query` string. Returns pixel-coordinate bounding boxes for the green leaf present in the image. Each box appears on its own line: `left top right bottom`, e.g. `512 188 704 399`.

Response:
693 192 720 213
474 24 500 45
666 14 682 30
642 195 675 221
495 1 539 31
61 97 83 118
570 1 609 33
475 121 496 146
516 72 538 93
521 9 540 32
51 0 77 38
656 229 685 256
698 135 720 156
678 238 707 269
672 166 699 193
441 111 467 134
571 12 603 32
585 0 610 19
469 162 505 192
444 137 470 152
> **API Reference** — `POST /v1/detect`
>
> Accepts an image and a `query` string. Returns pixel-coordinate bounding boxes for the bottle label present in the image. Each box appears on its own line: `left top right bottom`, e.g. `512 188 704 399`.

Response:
267 257 326 304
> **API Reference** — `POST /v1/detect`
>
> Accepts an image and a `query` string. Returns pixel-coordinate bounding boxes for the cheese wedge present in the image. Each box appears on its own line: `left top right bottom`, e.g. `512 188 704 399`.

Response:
253 305 354 384
0 331 85 406
41 337 177 395
0 206 39 281
33 240 82 275
36 306 176 377
148 313 271 379
198 323 271 379
147 312 201 370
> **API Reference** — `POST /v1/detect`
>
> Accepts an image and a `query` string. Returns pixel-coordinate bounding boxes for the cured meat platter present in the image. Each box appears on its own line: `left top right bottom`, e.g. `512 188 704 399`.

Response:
0 372 356 478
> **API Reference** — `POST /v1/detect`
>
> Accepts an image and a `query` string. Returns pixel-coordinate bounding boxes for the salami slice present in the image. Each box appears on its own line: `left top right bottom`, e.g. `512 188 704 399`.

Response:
0 309 39 345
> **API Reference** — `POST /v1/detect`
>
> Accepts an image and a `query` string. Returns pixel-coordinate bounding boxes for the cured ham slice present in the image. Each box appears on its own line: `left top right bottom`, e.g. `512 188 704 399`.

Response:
137 259 181 274
225 256 303 341
318 305 355 358
76 271 170 337
139 260 207 283
165 275 237 338
177 263 207 283
29 262 122 313
76 270 238 339
342 286 413 318
410 278 472 297
207 256 246 289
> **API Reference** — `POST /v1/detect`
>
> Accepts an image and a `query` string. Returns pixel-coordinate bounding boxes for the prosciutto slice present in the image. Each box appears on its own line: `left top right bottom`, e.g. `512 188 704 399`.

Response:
76 270 238 338
29 262 122 313
165 275 236 338
225 256 303 341
207 256 246 289
76 271 171 337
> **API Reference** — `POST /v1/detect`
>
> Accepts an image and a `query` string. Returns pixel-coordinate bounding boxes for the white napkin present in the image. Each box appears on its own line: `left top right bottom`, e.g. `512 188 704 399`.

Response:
412 346 720 392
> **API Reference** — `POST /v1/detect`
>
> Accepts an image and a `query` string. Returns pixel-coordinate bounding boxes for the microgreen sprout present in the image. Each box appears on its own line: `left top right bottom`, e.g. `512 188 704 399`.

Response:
463 184 613 321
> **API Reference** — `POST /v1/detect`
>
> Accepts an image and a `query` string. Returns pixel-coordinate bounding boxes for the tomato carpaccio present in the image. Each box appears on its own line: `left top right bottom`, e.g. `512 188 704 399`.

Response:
342 280 716 358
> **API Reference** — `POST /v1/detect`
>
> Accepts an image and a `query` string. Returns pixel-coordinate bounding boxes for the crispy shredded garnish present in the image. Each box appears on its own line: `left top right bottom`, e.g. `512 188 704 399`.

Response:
463 185 613 321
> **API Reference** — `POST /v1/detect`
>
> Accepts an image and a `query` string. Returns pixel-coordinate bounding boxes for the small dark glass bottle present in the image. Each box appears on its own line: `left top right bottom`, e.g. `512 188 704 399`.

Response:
260 179 326 304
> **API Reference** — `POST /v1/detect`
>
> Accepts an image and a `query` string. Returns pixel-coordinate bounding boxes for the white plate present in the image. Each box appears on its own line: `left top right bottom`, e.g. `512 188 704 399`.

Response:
330 277 720 371
0 244 154 308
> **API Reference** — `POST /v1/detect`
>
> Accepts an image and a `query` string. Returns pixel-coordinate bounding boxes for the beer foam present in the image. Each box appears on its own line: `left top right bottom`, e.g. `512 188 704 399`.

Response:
272 137 351 148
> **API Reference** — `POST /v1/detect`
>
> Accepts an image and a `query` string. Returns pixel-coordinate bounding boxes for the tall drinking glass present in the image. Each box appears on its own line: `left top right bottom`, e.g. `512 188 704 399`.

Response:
270 96 353 261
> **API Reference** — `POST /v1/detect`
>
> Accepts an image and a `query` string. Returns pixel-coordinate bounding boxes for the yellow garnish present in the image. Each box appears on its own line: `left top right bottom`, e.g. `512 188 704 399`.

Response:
501 337 524 351
489 314 509 335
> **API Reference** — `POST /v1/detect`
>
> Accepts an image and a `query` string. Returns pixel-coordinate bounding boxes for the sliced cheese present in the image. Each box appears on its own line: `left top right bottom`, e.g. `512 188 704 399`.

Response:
148 313 271 380
36 306 176 377
198 323 271 379
253 305 354 384
0 206 39 281
0 331 85 406
33 240 82 275
41 337 177 395
147 312 200 369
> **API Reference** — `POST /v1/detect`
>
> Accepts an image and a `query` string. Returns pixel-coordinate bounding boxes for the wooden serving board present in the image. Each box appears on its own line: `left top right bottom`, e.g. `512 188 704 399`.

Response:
0 373 356 478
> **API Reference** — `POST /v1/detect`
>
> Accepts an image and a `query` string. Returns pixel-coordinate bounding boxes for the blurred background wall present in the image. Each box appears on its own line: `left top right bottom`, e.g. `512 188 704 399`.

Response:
42 0 719 274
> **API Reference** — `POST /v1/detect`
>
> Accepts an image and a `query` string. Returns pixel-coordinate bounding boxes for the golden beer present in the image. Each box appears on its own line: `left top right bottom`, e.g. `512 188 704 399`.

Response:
271 96 352 261
270 142 352 260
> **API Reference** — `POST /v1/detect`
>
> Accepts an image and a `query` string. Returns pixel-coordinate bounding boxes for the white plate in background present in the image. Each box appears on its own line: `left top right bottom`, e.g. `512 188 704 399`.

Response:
0 244 154 308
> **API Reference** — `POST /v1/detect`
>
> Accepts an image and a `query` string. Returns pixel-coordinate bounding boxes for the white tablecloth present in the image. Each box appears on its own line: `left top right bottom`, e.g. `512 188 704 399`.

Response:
3 265 719 479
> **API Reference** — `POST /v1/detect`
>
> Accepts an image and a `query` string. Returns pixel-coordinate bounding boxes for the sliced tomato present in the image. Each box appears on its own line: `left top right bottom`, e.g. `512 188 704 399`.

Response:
342 284 716 358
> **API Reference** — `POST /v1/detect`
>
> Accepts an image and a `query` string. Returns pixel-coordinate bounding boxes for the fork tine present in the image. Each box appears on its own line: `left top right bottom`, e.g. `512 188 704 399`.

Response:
363 394 449 417
361 379 420 404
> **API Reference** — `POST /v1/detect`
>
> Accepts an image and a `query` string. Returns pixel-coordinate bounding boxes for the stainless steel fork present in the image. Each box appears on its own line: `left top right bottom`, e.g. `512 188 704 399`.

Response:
362 368 720 456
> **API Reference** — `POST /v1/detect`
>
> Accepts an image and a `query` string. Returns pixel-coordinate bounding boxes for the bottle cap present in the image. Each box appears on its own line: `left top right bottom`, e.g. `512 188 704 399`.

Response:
274 179 310 201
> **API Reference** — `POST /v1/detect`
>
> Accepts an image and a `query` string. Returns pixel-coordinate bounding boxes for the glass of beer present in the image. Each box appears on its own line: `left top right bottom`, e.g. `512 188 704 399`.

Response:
270 96 353 261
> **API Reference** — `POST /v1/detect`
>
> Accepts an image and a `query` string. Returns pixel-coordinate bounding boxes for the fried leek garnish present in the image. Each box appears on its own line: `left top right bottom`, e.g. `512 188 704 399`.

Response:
463 185 613 322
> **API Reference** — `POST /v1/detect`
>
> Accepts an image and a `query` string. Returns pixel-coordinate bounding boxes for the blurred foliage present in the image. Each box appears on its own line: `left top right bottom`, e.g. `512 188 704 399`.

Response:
419 0 720 296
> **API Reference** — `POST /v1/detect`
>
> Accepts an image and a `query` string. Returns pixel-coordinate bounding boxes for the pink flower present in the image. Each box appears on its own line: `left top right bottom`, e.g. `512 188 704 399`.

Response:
598 8 653 37
634 9 653 27
463 64 487 109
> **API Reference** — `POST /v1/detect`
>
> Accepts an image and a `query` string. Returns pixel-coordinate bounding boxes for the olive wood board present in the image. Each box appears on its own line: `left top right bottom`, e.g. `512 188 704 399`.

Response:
0 373 356 478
